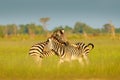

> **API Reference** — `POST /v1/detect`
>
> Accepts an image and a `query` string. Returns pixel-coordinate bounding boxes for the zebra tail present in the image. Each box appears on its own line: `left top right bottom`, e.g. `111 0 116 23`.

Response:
87 43 94 50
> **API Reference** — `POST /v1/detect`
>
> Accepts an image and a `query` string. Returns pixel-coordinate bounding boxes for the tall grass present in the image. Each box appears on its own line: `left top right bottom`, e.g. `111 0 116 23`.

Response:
0 36 120 80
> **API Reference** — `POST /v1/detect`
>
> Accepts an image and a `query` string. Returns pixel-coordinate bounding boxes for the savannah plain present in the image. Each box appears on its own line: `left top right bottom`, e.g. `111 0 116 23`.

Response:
0 34 120 80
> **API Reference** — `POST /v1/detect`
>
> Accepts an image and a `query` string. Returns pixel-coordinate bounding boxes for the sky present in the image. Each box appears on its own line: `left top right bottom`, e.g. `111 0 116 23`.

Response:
0 0 120 30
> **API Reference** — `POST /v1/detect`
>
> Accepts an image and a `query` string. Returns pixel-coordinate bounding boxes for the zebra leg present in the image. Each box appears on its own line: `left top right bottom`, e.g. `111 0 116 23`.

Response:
83 55 89 65
78 57 84 66
57 59 64 67
31 54 42 67
37 58 43 67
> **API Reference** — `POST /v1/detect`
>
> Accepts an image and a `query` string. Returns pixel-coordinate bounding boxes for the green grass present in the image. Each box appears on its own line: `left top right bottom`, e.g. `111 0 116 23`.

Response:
0 37 120 80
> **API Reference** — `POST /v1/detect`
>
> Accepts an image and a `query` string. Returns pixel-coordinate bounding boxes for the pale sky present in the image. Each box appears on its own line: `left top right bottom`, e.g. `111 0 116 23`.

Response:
0 0 120 30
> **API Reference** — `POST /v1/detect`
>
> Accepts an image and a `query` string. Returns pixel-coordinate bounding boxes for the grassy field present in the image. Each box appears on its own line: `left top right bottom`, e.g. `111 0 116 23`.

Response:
0 35 120 80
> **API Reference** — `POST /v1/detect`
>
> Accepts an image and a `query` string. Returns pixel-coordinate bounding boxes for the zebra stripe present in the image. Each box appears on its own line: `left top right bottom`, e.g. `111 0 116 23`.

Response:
29 41 53 58
75 42 94 56
47 38 94 65
29 29 67 65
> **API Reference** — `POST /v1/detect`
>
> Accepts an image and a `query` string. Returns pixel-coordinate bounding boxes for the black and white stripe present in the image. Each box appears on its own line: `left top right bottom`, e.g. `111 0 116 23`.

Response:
75 42 94 65
29 41 53 58
29 29 66 65
75 42 94 56
47 38 94 65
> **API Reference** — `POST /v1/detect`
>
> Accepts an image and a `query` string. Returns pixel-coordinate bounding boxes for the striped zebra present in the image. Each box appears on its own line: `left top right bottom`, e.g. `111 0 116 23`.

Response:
29 29 66 66
75 42 94 64
47 37 94 66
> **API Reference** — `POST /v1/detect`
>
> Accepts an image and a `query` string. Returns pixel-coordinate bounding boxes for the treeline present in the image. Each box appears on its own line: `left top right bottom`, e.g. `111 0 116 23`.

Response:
0 23 44 37
0 21 120 38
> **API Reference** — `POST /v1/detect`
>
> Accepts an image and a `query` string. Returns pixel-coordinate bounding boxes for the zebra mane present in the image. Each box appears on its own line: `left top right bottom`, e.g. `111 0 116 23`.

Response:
50 37 65 45
49 35 69 46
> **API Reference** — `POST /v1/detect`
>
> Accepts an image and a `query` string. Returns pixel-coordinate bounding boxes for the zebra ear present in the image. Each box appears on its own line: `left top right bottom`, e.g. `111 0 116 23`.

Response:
47 38 52 42
46 38 50 42
61 29 64 34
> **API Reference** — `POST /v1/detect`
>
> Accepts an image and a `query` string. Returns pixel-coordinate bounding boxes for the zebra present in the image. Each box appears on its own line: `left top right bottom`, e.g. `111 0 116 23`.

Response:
29 29 67 66
75 42 94 64
47 37 94 66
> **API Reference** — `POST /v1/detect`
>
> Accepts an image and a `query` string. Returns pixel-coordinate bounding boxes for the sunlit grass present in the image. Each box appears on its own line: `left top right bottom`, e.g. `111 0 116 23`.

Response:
0 36 120 80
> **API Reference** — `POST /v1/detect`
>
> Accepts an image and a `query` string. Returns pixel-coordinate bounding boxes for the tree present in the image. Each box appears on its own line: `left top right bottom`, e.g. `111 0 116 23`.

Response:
19 23 45 35
73 22 94 33
40 17 50 32
0 25 4 37
115 28 120 33
27 23 35 36
103 21 116 39
19 24 28 34
13 24 17 35
103 24 111 33
5 24 18 36
64 25 73 32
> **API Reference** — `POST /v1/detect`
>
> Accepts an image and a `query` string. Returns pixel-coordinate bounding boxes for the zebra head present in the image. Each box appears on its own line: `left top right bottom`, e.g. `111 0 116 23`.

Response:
53 29 64 36
51 29 64 39
54 29 65 38
50 29 68 46
47 37 65 51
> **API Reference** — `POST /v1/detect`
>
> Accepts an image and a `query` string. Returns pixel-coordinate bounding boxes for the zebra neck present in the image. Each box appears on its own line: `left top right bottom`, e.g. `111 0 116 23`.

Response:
52 41 65 57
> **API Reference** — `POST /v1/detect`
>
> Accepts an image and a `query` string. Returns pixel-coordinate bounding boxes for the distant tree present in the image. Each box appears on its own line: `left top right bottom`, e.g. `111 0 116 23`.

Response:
103 21 116 39
19 23 44 35
103 24 111 33
115 28 120 33
74 22 84 33
13 24 17 35
27 23 36 36
4 26 8 37
19 24 28 34
110 26 115 39
0 25 4 37
73 22 94 33
64 25 73 32
34 25 45 34
5 24 18 35
40 17 50 32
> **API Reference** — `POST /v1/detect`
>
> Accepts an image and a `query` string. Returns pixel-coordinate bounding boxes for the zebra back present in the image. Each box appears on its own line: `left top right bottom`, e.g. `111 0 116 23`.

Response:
47 37 83 58
29 41 53 58
75 42 94 56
